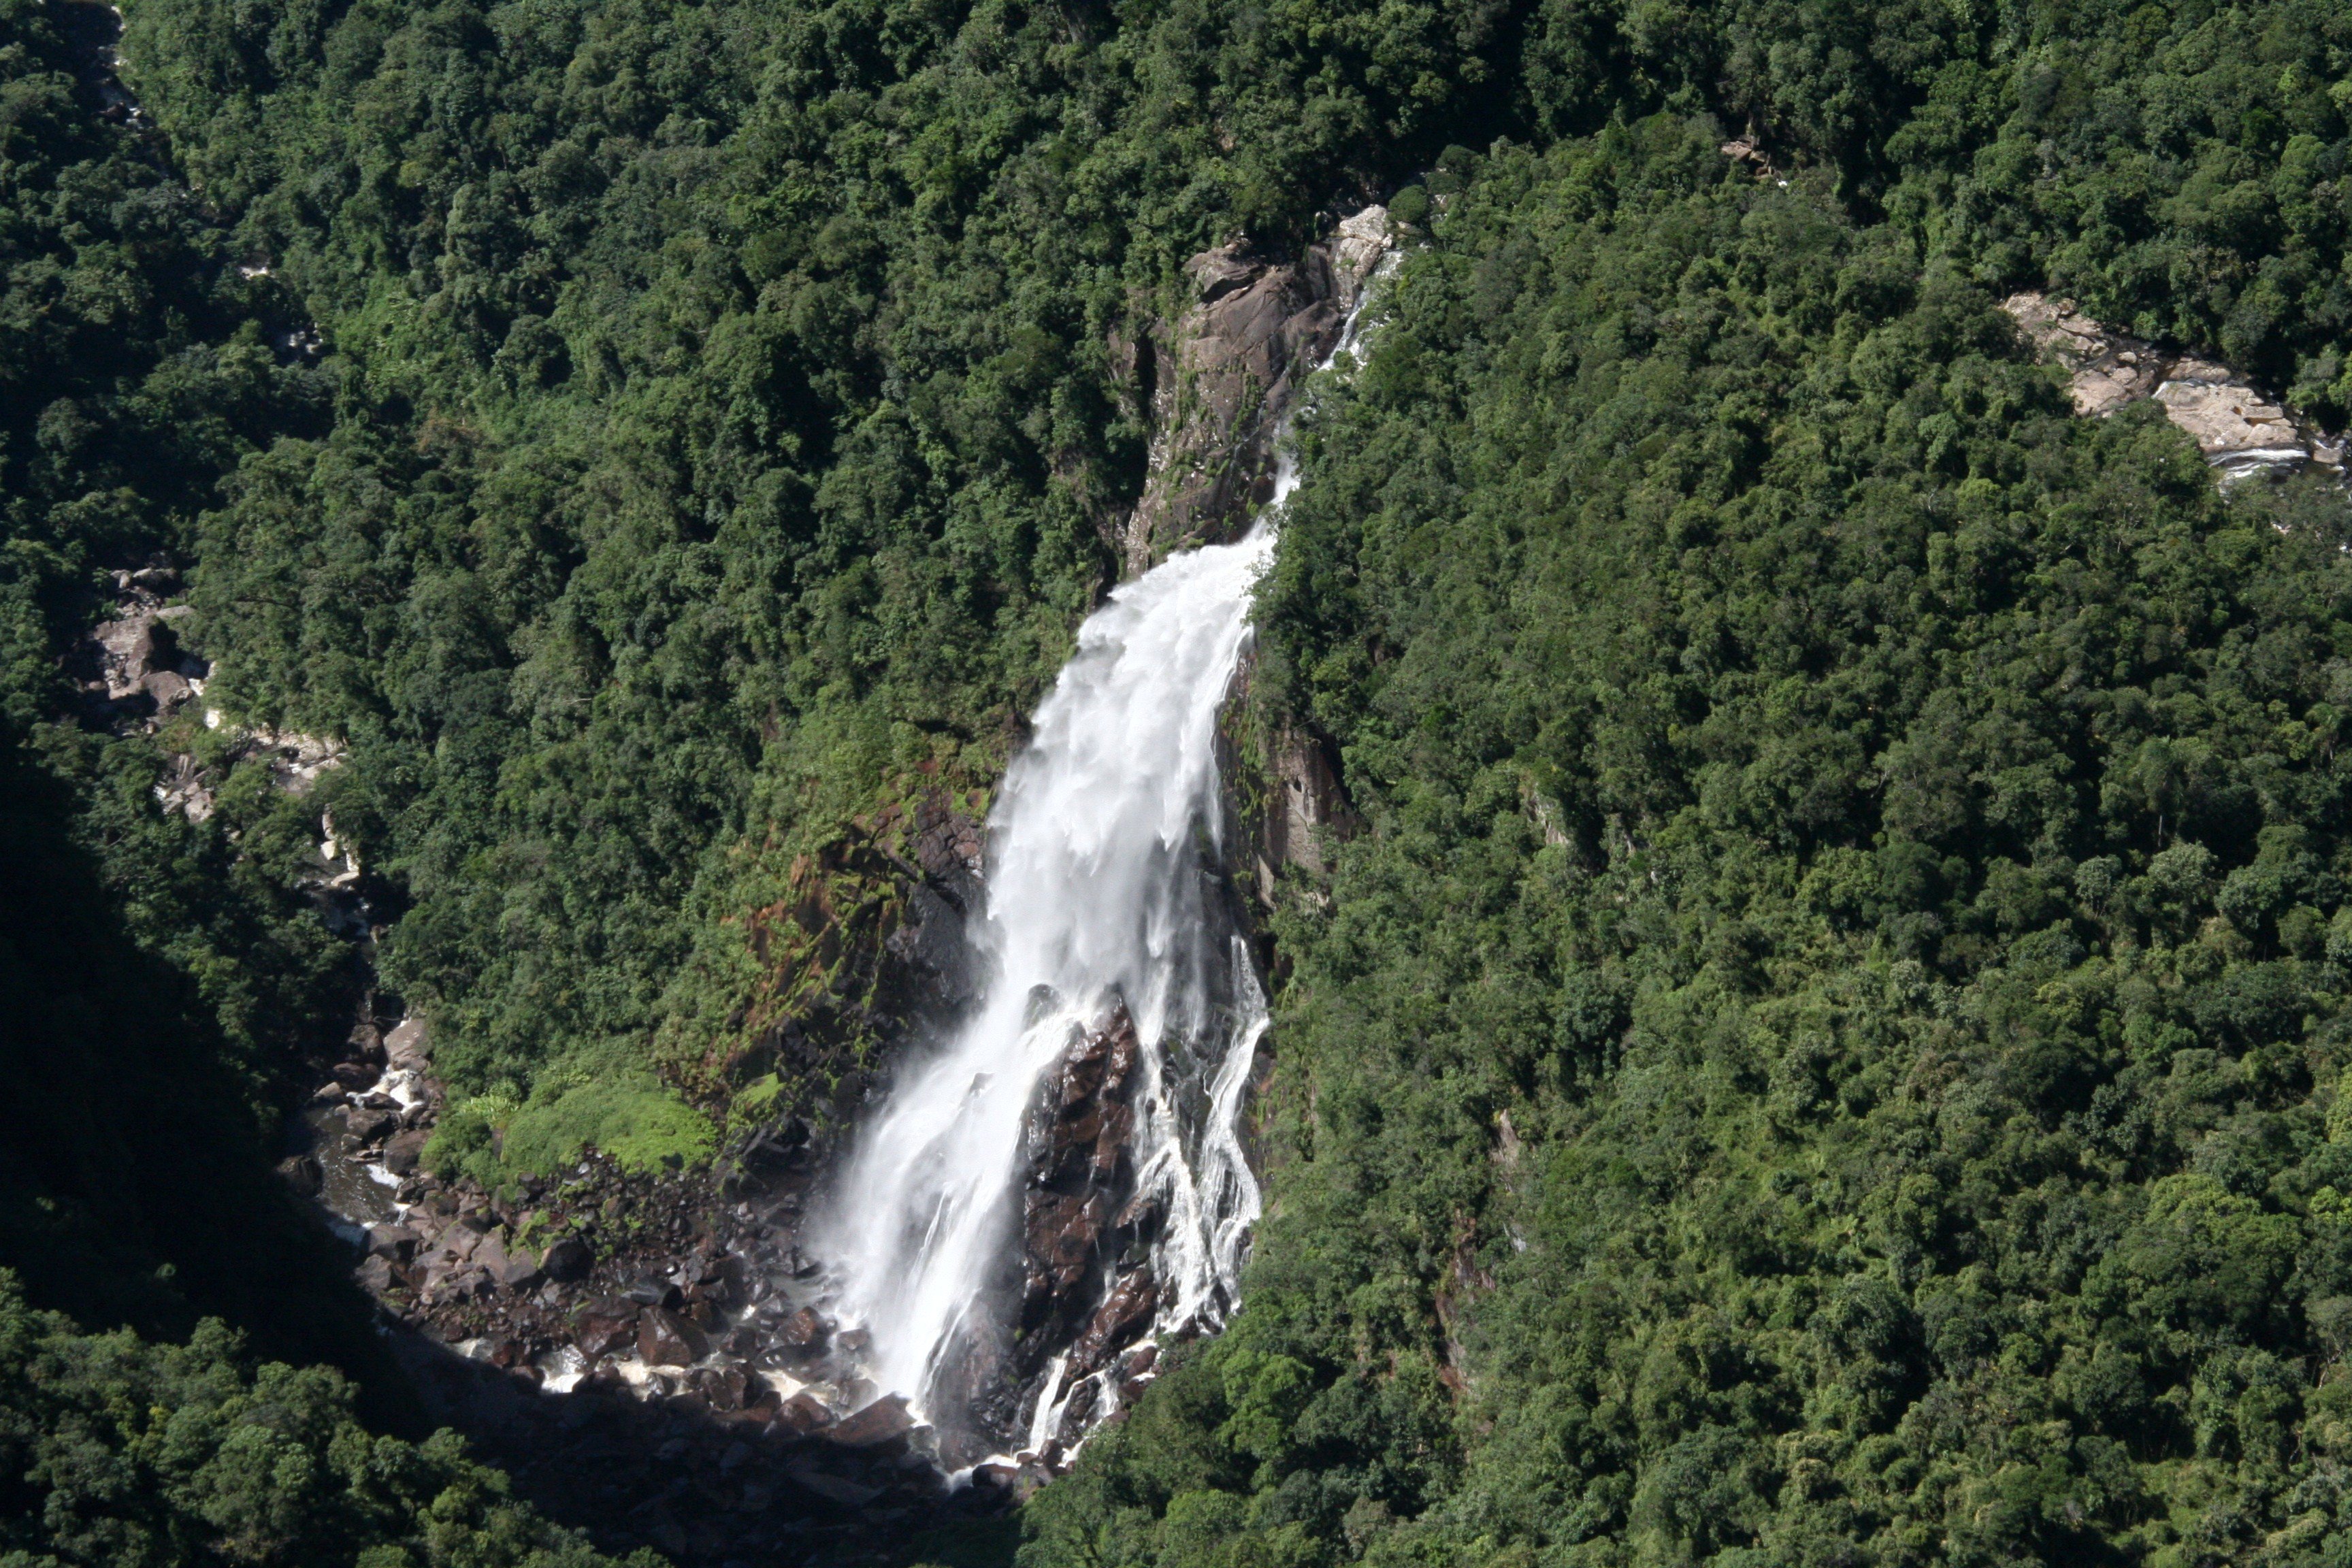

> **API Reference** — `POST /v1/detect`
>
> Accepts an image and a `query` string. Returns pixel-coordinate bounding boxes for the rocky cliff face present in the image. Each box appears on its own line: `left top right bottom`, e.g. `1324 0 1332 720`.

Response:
1256 723 1356 885
1124 206 1388 571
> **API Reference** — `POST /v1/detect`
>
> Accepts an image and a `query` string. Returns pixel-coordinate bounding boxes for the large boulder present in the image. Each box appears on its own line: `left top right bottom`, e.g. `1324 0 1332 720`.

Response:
383 1016 430 1072
381 1129 427 1176
826 1393 914 1448
574 1298 640 1360
342 1105 395 1144
492 1247 544 1292
638 1306 708 1367
365 1224 420 1262
540 1235 592 1282
774 1390 837 1434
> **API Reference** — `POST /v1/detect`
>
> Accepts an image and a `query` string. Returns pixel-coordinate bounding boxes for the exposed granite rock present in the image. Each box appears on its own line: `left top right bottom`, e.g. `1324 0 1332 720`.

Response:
2155 359 2323 480
1126 205 1388 570
1258 724 1356 881
2003 291 2347 481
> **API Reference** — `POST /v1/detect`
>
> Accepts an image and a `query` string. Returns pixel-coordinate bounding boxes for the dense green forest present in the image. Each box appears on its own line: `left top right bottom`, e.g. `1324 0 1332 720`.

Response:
7 0 2352 1556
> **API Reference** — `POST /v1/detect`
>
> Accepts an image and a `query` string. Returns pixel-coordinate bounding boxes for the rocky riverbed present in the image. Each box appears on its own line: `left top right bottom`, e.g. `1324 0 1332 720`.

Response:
289 1000 1039 1564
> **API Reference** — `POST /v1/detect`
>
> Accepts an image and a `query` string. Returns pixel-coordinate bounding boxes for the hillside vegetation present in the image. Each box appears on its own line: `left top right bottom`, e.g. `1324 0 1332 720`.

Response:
1026 7 2352 1568
3 0 2352 1559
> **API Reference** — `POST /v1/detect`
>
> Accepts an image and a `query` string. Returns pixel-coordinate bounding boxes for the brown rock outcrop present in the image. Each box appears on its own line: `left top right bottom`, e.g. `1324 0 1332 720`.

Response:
1019 1007 1144 1344
1126 206 1388 570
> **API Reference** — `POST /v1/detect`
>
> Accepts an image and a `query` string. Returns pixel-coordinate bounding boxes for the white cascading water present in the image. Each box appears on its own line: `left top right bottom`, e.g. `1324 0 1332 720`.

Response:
821 524 1274 1422
820 235 1391 1447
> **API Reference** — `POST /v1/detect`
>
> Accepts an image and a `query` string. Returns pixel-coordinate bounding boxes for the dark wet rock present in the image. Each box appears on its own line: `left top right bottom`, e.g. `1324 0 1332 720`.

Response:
775 1391 836 1434
692 1363 752 1411
827 1394 914 1448
366 1223 421 1262
355 1254 396 1292
343 1105 396 1144
276 1154 322 1196
331 1061 377 1090
1024 1192 1112 1316
1018 1007 1143 1354
639 1306 708 1367
780 1307 828 1350
382 1128 427 1175
573 1301 638 1363
1073 1267 1158 1374
625 1277 683 1308
540 1235 592 1282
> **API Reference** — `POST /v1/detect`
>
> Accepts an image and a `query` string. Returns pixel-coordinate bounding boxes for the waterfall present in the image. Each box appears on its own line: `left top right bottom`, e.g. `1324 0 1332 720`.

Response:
818 238 1391 1456
820 523 1273 1426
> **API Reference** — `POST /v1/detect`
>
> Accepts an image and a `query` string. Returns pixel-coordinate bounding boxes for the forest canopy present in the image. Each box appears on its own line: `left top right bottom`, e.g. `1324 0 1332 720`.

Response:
4 0 2352 1561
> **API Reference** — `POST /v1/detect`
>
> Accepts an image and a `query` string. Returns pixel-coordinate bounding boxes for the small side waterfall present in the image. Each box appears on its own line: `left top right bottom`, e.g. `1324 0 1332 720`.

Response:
818 233 1391 1465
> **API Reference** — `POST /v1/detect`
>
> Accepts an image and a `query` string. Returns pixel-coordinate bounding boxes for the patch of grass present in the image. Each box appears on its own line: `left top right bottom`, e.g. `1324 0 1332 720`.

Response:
497 1080 717 1177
